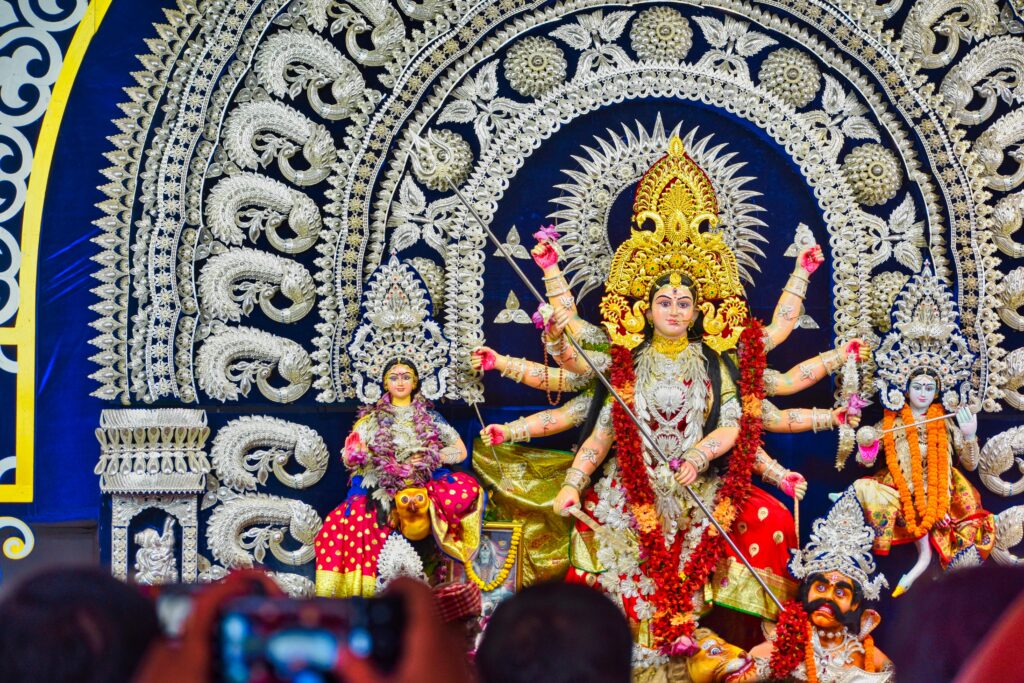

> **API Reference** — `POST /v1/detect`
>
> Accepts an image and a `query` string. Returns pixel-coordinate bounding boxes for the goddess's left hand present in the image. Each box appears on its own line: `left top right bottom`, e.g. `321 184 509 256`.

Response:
780 471 807 500
956 406 978 439
673 462 698 486
798 245 824 274
834 406 861 429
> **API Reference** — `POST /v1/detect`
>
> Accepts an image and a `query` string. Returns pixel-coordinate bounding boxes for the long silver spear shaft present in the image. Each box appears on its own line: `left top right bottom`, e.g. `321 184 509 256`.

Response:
439 169 784 612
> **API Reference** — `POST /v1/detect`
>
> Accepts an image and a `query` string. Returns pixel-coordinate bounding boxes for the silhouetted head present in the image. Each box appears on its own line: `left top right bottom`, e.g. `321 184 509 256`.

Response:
0 565 160 683
477 582 632 683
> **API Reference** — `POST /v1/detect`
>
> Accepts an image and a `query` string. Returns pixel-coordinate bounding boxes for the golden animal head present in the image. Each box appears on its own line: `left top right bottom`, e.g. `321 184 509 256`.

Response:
392 487 431 541
686 628 757 683
601 136 747 351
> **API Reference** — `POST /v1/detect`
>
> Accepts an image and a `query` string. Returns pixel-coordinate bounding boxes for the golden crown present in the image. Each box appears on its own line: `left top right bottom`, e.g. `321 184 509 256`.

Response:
600 137 747 351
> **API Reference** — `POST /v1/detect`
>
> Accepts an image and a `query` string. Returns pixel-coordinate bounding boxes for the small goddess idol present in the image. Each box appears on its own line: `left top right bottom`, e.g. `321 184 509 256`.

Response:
315 256 484 598
850 265 994 596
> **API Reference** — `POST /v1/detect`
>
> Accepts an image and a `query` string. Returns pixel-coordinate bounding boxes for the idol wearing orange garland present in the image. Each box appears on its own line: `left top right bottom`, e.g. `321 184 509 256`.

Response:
315 256 484 598
849 266 995 597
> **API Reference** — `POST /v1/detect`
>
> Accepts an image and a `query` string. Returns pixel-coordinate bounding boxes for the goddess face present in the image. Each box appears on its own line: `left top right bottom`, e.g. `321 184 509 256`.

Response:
803 571 861 633
647 284 695 339
906 373 938 412
385 363 417 402
393 487 430 540
686 629 757 683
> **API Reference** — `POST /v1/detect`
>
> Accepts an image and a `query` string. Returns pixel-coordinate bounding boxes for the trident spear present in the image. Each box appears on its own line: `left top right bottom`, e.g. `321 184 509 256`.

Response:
422 139 785 613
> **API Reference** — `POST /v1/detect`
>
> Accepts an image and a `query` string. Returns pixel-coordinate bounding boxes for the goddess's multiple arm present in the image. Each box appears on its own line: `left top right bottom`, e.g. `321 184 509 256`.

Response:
762 245 824 351
476 232 864 508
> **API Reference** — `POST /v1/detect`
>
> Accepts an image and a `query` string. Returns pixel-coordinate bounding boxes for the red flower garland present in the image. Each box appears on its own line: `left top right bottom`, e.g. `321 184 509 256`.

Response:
609 319 767 652
769 600 810 679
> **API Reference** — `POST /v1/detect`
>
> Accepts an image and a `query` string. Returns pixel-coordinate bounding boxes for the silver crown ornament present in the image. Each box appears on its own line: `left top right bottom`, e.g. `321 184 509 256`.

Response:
789 488 888 601
873 263 975 411
348 255 451 403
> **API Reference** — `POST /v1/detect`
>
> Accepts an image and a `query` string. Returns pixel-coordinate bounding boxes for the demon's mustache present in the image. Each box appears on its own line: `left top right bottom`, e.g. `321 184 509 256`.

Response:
803 598 861 633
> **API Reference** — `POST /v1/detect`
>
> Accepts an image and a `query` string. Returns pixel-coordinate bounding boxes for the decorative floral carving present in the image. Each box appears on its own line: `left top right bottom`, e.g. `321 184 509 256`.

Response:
388 176 460 256
993 505 1024 565
859 195 926 271
992 192 1024 258
550 9 635 77
975 107 1024 191
503 36 568 97
253 27 373 121
204 173 322 254
409 129 473 191
437 61 527 152
979 425 1024 496
940 35 1024 125
841 143 903 206
206 493 321 567
629 7 692 61
758 48 821 108
998 267 1024 330
902 0 999 69
221 99 337 187
692 14 776 81
798 75 881 162
1002 347 1024 412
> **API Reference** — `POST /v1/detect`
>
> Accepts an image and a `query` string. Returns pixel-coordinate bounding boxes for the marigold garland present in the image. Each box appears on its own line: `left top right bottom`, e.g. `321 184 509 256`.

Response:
769 600 811 680
882 403 950 537
864 635 876 673
608 319 767 652
463 527 522 592
803 631 819 683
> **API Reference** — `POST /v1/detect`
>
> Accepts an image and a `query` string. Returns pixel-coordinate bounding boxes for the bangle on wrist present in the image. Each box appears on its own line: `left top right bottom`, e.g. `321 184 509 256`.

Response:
682 447 709 474
563 466 591 492
811 409 834 433
783 272 809 298
762 460 786 487
819 349 842 375
504 418 531 443
500 358 528 383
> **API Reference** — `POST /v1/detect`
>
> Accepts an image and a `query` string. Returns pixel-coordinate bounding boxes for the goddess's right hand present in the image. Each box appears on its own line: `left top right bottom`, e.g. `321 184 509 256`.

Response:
470 346 498 371
531 242 559 269
480 424 507 446
553 485 580 515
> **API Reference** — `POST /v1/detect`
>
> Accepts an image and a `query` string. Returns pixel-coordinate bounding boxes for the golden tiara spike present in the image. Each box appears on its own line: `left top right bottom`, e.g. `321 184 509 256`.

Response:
600 136 747 351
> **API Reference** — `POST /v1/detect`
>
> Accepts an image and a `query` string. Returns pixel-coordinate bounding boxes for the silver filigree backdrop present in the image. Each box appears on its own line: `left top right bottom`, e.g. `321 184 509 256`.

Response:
91 0 1024 579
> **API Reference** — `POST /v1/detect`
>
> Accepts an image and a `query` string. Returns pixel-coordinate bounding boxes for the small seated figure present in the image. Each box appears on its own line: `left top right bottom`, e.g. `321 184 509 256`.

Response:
751 489 893 682
315 358 484 597
314 256 485 598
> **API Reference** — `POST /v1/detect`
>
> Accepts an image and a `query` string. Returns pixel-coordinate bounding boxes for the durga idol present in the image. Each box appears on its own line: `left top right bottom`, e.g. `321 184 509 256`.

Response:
539 137 844 678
